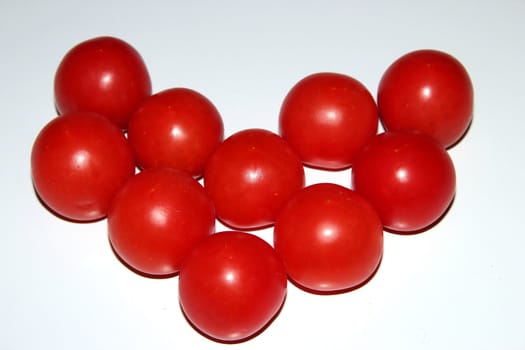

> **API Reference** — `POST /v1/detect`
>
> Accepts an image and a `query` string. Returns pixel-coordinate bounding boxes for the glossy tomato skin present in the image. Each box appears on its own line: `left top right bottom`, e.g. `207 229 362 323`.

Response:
107 168 215 276
274 183 383 293
351 131 456 232
31 112 135 221
378 49 473 148
54 36 152 129
127 88 224 178
203 129 305 230
279 72 378 169
179 231 287 342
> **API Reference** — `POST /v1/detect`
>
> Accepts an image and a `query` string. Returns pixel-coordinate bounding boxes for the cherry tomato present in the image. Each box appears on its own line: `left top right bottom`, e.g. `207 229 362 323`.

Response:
127 87 224 178
107 168 215 276
351 131 456 232
54 36 152 129
279 72 378 169
274 183 383 293
377 49 474 148
179 231 287 342
31 112 135 222
203 128 305 230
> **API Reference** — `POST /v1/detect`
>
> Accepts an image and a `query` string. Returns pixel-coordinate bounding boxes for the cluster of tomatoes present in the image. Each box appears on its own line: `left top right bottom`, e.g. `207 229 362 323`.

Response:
31 36 473 343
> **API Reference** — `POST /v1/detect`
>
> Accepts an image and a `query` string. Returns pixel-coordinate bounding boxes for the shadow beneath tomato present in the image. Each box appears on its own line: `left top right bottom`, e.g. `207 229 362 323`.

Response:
178 293 287 344
31 180 105 224
302 162 352 172
287 254 384 296
384 195 456 236
215 216 276 233
107 235 179 279
54 101 63 116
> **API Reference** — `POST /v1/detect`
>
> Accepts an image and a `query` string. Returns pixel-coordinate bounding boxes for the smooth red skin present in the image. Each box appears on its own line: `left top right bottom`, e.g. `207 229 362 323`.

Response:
107 168 215 276
274 183 383 293
31 112 135 221
279 72 378 169
351 131 456 232
179 231 287 342
54 36 152 129
127 88 224 178
378 49 474 148
203 129 305 230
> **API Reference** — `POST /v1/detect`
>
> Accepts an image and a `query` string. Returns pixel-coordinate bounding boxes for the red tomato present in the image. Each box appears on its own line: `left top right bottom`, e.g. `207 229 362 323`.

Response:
274 183 383 293
203 129 305 230
107 168 215 276
351 131 456 232
127 88 224 178
54 36 152 129
31 112 135 222
378 49 473 148
279 72 378 169
179 231 287 342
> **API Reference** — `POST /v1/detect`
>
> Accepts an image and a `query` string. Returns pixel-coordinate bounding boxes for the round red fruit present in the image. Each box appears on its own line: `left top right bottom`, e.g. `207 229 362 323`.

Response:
351 131 456 232
107 168 215 276
203 128 305 230
31 112 135 221
179 231 287 342
127 87 224 178
54 36 152 129
274 183 383 293
378 49 473 148
279 72 378 169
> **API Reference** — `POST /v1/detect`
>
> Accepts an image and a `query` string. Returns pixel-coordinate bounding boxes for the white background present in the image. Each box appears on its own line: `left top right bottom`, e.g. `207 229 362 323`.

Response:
1 0 524 349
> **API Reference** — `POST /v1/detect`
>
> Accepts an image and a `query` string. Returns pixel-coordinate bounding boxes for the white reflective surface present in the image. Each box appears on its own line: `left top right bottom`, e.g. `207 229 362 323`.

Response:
2 1 525 349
